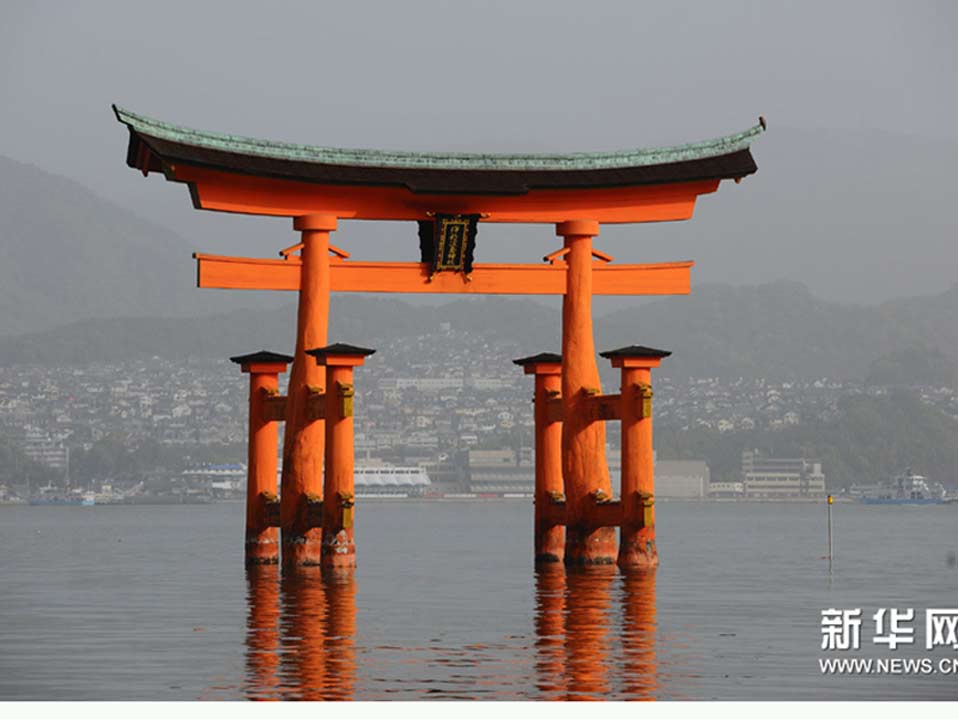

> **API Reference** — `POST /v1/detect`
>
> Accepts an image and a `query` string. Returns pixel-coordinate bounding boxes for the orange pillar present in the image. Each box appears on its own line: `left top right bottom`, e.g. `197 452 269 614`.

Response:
281 214 336 566
601 346 670 569
231 351 291 566
514 353 565 563
306 343 375 570
557 220 615 565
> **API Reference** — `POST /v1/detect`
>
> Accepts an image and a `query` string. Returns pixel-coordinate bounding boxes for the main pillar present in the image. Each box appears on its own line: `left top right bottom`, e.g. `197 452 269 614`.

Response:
557 220 616 565
601 345 670 569
306 343 375 570
513 353 565 563
281 215 336 566
231 351 292 566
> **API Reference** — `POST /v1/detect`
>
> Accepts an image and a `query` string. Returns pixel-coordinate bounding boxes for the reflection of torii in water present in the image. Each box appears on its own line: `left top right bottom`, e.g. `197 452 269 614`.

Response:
242 563 657 700
244 565 356 701
535 565 658 700
114 106 763 570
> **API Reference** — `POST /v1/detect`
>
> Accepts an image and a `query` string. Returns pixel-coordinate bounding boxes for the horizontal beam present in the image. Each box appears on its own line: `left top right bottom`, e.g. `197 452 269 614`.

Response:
589 394 622 421
261 492 281 528
306 391 325 422
542 497 566 527
546 397 564 423
195 254 692 296
173 165 719 223
547 394 622 422
261 394 324 421
262 395 287 422
590 500 624 528
539 496 623 528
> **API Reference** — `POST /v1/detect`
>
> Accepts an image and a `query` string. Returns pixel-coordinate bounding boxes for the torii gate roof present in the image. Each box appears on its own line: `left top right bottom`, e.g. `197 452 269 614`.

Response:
116 105 762 195
114 105 763 223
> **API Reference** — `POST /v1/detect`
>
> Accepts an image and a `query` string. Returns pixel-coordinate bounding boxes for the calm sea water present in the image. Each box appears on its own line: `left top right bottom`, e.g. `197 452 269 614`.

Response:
1 500 956 700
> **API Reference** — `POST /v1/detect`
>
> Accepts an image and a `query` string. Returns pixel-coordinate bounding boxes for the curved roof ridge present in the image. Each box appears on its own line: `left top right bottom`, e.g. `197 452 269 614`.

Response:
114 104 764 172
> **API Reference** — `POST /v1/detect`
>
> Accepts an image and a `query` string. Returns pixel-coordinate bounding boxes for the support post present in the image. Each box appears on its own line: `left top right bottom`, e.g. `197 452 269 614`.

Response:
281 215 336 566
600 345 671 570
514 353 565 563
306 343 376 570
231 351 292 566
556 220 616 565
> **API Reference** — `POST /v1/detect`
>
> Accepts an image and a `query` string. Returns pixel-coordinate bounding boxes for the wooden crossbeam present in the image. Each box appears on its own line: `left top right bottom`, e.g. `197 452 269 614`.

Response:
539 497 624 528
542 499 566 527
545 394 622 423
260 393 324 422
304 495 325 530
194 253 692 296
262 492 281 528
591 500 624 528
262 395 287 422
306 392 325 422
174 165 717 223
589 394 622 421
546 397 564 423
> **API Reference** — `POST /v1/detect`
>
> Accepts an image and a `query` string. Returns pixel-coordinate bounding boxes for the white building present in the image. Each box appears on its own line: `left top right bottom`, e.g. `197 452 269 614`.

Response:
741 450 826 499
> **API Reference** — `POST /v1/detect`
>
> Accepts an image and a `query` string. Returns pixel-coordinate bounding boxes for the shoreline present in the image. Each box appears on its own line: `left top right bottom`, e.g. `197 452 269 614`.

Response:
6 495 943 506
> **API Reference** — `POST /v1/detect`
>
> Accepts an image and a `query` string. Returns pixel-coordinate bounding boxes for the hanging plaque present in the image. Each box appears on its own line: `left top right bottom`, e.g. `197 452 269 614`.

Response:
418 213 479 279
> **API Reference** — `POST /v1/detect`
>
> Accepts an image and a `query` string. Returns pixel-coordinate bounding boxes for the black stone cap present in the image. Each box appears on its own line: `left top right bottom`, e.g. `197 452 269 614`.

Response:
229 350 294 365
306 343 376 358
512 352 562 366
599 345 672 359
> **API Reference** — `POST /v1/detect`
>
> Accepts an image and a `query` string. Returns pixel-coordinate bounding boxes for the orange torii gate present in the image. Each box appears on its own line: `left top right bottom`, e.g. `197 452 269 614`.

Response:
114 105 763 570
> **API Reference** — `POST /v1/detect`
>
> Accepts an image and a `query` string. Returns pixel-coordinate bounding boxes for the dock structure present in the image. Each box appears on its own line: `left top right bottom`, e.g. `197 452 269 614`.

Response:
114 105 762 570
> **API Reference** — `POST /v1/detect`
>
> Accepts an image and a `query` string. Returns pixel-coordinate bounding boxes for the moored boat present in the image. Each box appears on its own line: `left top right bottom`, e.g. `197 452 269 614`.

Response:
859 468 946 505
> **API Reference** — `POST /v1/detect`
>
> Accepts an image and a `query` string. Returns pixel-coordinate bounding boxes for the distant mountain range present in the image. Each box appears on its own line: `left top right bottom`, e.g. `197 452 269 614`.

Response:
598 280 958 382
2 279 957 383
0 155 264 336
2 150 957 382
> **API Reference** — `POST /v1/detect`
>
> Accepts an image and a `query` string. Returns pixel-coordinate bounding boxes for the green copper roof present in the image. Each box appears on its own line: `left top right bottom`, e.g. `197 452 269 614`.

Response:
114 105 764 173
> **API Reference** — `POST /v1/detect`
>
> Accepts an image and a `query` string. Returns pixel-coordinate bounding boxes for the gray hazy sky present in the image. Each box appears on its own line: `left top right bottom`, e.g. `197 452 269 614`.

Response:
1 0 956 306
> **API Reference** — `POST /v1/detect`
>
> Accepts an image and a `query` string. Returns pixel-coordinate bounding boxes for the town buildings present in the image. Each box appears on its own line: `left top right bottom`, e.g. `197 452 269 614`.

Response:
8 330 953 499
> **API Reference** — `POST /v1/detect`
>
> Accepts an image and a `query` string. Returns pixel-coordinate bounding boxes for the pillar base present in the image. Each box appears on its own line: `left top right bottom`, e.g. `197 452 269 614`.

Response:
564 525 618 565
321 529 356 570
245 531 279 566
535 523 565 564
282 530 324 567
618 528 659 570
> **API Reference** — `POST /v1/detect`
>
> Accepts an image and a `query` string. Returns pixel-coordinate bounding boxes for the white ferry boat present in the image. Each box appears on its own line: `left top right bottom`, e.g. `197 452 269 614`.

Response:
859 469 946 505
354 465 431 498
272 464 431 497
